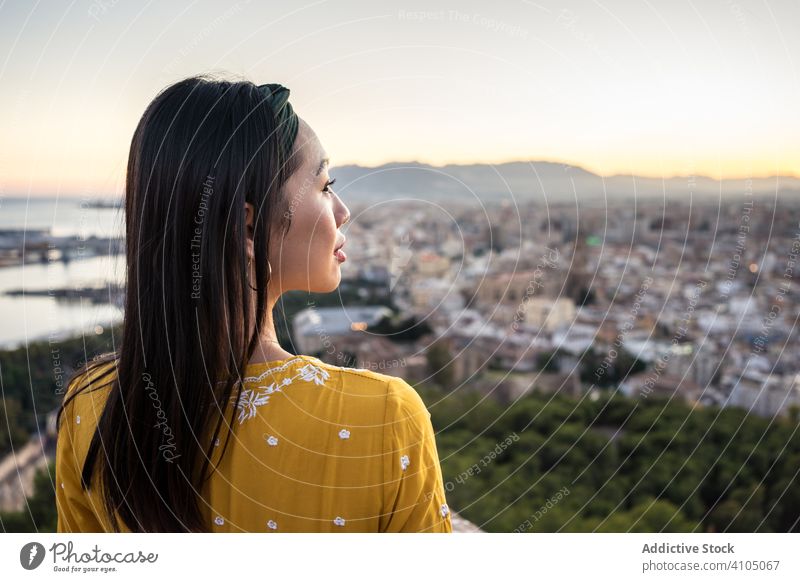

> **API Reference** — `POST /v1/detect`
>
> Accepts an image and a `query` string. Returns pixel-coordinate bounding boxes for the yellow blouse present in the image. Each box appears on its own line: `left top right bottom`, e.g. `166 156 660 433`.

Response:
55 355 452 533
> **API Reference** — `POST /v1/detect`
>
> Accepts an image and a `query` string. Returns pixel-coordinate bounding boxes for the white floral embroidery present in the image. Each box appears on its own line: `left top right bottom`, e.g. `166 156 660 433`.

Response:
267 519 278 530
232 360 332 424
214 516 224 526
440 503 450 518
214 437 220 447
231 358 330 424
75 415 81 425
400 455 410 471
298 363 330 385
333 516 346 527
266 435 279 446
233 386 273 424
338 429 350 440
61 482 65 489
242 357 316 383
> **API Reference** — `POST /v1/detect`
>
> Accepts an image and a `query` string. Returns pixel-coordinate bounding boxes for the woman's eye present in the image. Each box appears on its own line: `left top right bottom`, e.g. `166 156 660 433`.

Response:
323 178 336 193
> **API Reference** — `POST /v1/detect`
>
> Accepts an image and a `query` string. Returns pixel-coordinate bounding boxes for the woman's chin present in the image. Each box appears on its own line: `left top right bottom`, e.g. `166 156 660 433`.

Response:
309 273 341 294
327 272 342 292
296 259 343 294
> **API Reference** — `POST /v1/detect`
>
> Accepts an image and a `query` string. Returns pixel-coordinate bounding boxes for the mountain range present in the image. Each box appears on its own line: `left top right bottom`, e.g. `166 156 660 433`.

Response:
329 161 800 204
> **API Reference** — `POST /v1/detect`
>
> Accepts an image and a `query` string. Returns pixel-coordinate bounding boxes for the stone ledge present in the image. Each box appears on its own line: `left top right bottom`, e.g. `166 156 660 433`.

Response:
451 511 483 532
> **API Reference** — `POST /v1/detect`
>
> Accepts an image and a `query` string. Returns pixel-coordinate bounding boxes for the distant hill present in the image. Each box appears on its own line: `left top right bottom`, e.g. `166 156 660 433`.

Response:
330 160 800 204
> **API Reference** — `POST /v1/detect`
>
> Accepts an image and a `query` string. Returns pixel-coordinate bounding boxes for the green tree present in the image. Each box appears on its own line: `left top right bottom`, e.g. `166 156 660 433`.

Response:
594 499 698 532
0 397 28 457
426 340 455 389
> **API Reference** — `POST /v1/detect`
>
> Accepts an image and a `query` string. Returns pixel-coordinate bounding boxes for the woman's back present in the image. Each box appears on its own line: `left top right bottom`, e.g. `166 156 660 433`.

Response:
56 355 453 533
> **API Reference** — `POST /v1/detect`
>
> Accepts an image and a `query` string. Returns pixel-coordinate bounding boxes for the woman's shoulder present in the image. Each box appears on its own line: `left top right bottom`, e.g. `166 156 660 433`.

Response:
245 354 411 391
312 356 423 404
312 356 412 382
61 357 118 413
307 357 430 422
245 355 427 416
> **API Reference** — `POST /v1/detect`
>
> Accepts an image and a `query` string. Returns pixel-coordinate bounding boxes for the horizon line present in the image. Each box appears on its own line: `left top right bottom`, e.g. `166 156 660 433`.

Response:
7 157 799 198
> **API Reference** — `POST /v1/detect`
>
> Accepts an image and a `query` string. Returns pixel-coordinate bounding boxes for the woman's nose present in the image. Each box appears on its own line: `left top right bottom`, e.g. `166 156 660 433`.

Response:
337 197 350 227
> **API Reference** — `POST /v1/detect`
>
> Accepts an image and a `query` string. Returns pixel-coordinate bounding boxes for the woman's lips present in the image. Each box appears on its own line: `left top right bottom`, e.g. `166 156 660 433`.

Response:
334 236 346 262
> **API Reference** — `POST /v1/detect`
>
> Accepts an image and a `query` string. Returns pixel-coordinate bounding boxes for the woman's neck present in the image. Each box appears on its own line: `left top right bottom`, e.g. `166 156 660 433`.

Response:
248 340 294 365
247 290 295 365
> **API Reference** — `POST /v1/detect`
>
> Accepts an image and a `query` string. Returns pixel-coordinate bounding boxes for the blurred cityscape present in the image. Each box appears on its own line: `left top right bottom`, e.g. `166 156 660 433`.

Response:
294 192 800 421
3 184 800 532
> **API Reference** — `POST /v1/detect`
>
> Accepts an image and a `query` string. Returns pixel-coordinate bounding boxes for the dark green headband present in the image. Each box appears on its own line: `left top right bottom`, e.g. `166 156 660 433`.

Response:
257 83 299 158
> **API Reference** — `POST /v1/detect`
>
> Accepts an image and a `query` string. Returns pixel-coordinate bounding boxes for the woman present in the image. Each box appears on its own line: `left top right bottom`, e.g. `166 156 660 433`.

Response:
55 76 452 533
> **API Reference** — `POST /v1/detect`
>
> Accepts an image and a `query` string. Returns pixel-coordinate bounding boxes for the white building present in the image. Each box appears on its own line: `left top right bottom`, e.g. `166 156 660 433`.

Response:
728 370 800 418
523 297 576 331
292 306 393 355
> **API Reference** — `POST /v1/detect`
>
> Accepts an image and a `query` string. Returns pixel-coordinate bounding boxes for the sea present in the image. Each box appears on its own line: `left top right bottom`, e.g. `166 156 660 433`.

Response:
0 197 125 349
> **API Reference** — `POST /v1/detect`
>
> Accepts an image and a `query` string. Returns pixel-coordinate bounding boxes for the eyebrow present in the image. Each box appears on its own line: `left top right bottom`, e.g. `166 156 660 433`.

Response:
315 158 329 177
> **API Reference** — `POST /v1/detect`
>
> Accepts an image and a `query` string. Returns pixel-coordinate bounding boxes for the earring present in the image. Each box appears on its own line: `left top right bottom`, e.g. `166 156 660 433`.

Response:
246 257 273 291
246 257 258 291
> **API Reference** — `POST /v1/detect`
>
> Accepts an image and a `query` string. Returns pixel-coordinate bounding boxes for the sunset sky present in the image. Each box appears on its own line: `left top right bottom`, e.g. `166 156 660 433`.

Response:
1 0 798 197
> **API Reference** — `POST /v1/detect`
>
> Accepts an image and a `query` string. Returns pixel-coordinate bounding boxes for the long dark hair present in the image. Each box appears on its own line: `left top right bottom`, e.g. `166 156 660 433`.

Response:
56 75 302 532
